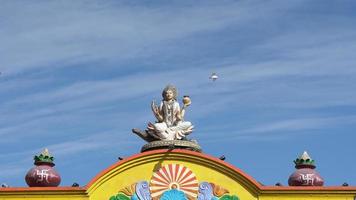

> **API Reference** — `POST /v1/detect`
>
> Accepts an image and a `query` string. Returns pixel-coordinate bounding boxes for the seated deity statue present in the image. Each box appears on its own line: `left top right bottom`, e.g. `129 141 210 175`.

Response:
132 85 194 142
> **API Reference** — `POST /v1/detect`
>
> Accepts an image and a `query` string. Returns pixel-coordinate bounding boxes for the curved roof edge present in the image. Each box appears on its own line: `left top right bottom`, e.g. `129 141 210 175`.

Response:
85 149 356 194
85 149 262 194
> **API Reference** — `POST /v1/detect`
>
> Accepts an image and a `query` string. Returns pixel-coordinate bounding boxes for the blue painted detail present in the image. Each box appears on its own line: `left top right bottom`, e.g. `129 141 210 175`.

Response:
197 182 214 200
160 189 188 200
131 194 139 200
136 181 152 200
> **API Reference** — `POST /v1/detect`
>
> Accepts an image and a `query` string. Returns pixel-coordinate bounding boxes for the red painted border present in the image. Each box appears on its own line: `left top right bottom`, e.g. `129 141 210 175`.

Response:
261 186 356 191
0 186 86 192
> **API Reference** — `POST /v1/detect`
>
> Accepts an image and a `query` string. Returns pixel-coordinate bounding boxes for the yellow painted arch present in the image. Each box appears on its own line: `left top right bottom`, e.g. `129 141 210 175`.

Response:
86 149 262 200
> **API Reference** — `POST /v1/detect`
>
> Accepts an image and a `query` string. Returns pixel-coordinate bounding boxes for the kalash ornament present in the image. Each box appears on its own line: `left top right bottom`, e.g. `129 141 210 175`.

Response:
288 151 324 186
25 148 61 187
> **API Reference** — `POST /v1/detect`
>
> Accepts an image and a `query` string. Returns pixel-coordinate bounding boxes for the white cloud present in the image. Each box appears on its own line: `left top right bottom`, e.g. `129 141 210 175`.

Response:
0 0 303 75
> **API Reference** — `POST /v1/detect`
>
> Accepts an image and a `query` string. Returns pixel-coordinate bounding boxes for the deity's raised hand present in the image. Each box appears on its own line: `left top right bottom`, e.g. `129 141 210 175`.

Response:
151 100 159 115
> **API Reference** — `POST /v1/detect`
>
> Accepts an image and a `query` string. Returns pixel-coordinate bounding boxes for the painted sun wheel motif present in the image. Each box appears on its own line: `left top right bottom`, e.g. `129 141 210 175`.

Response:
150 164 199 199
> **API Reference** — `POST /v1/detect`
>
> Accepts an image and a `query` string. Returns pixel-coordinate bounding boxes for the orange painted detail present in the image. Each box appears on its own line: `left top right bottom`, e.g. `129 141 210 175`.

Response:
150 164 199 199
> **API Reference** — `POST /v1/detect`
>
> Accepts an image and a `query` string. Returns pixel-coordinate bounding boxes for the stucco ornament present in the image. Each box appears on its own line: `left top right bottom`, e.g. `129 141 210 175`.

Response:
109 164 238 200
25 148 61 187
288 151 324 186
133 85 194 142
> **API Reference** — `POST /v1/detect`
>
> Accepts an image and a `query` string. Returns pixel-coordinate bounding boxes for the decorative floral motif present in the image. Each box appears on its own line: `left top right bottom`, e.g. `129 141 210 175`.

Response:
110 193 131 200
219 195 239 200
197 182 213 200
150 164 199 200
34 148 54 164
210 183 229 197
120 183 136 196
160 189 188 200
109 164 239 200
136 181 152 200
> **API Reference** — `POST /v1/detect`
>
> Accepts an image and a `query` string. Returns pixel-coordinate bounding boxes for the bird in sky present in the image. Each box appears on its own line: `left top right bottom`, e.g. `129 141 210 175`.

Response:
209 72 218 81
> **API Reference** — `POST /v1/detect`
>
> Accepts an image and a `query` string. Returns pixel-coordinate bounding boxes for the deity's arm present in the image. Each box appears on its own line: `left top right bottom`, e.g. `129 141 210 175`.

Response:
155 112 164 122
151 100 164 122
180 96 191 120
180 108 186 119
175 102 184 121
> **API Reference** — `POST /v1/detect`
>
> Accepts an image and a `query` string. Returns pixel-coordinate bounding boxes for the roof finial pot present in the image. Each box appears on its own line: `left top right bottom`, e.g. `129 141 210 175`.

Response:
288 151 324 186
25 148 61 187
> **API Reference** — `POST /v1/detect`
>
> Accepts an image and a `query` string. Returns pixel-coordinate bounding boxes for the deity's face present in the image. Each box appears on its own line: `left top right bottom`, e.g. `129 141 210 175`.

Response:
165 90 174 101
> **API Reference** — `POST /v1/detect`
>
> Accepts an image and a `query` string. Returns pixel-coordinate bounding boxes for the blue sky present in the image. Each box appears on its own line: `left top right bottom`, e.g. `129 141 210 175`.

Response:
1 0 356 187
